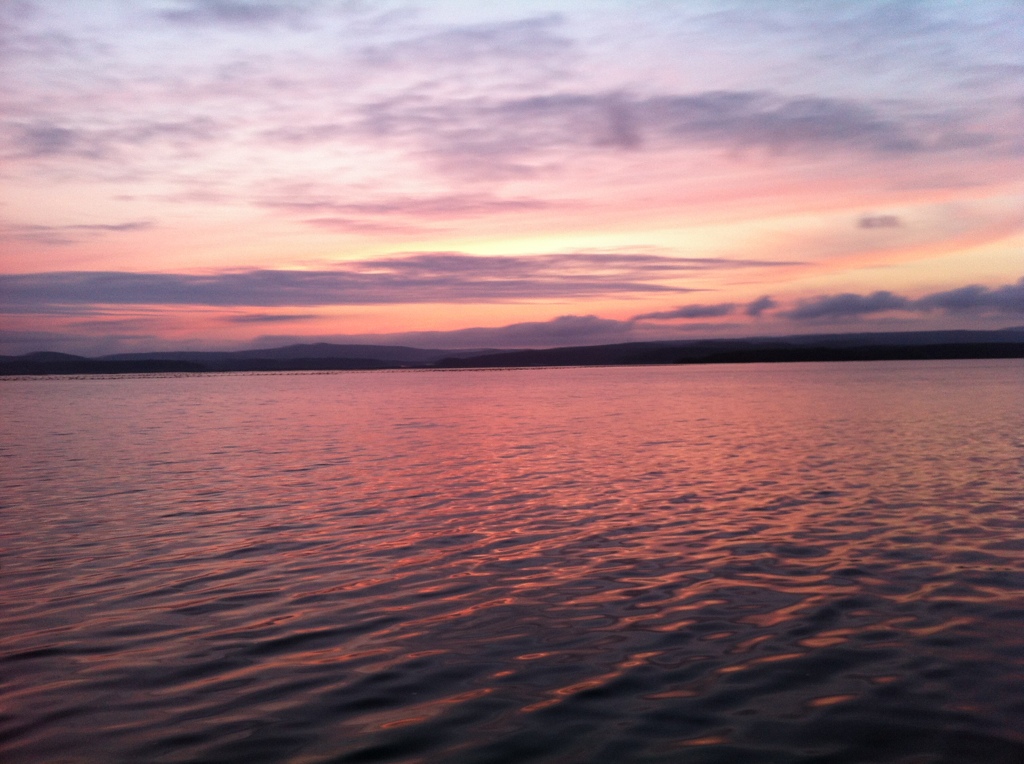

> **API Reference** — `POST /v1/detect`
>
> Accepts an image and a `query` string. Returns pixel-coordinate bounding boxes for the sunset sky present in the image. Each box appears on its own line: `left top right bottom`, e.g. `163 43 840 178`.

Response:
2 0 1022 355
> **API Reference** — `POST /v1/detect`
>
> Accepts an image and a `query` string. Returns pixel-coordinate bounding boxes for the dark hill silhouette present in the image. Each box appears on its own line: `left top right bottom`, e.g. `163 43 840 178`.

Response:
2 328 1021 375
101 343 493 369
0 354 206 375
433 330 1024 368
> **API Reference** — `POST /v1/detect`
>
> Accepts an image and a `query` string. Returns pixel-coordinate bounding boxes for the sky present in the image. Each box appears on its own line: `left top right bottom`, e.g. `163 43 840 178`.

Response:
1 0 1022 355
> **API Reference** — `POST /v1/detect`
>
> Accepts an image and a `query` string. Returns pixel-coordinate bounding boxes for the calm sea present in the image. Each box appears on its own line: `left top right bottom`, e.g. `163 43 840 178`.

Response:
2 361 1022 763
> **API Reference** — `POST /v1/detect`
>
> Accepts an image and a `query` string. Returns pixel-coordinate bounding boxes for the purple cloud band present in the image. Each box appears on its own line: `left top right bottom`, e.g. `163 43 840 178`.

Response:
633 303 737 320
784 280 1024 319
627 279 1024 324
1 252 797 309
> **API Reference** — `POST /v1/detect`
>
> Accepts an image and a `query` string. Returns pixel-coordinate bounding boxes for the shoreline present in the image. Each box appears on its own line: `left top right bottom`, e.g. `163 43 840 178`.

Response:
2 340 1021 376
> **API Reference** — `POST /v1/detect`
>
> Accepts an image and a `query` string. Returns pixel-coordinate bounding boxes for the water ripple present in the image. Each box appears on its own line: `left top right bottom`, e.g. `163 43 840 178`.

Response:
1 361 1022 763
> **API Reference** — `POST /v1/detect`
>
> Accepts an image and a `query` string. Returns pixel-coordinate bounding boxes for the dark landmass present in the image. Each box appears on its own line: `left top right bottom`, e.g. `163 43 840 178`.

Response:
102 342 489 367
675 342 1024 365
435 330 1024 368
2 329 1021 375
0 352 207 376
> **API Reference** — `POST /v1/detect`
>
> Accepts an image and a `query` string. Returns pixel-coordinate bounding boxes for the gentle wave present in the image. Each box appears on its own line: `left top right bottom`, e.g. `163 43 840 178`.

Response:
2 362 1023 763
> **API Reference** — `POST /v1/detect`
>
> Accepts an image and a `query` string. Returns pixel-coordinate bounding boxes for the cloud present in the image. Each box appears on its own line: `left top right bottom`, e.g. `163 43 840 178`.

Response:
0 330 82 356
0 252 796 310
0 221 154 246
4 118 223 162
355 88 994 178
632 303 736 321
10 124 81 158
4 0 1017 185
0 330 164 357
258 124 351 145
300 217 428 235
859 214 902 229
784 291 911 320
259 192 549 221
916 278 1024 314
224 313 320 323
259 191 553 234
745 295 777 316
699 1 1019 91
2 252 793 309
364 251 790 276
0 0 99 61
784 278 1024 320
5 3 1013 207
0 251 805 310
359 15 571 69
69 221 152 232
642 92 922 153
158 1 309 27
258 314 640 351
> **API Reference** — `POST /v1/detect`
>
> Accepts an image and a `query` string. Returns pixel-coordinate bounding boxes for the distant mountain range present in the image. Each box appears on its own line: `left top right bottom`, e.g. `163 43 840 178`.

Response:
2 328 1022 375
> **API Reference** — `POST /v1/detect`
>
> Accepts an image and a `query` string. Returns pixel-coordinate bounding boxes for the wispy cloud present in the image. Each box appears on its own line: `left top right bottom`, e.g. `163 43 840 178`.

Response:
916 279 1024 314
785 291 911 320
1 252 794 309
355 89 999 180
257 314 640 351
632 303 736 321
258 192 550 230
632 92 924 153
157 1 311 27
4 118 223 162
223 313 321 323
255 190 552 234
4 2 1015 203
785 278 1024 320
859 214 902 229
745 296 777 317
630 295 783 322
0 221 155 246
358 15 571 70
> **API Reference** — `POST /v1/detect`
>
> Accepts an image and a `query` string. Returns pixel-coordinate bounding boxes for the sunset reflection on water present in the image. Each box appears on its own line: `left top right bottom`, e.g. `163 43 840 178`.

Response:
2 362 1023 763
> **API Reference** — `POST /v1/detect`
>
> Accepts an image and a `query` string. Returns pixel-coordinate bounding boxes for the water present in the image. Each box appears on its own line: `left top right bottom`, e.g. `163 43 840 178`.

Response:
1 361 1022 763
